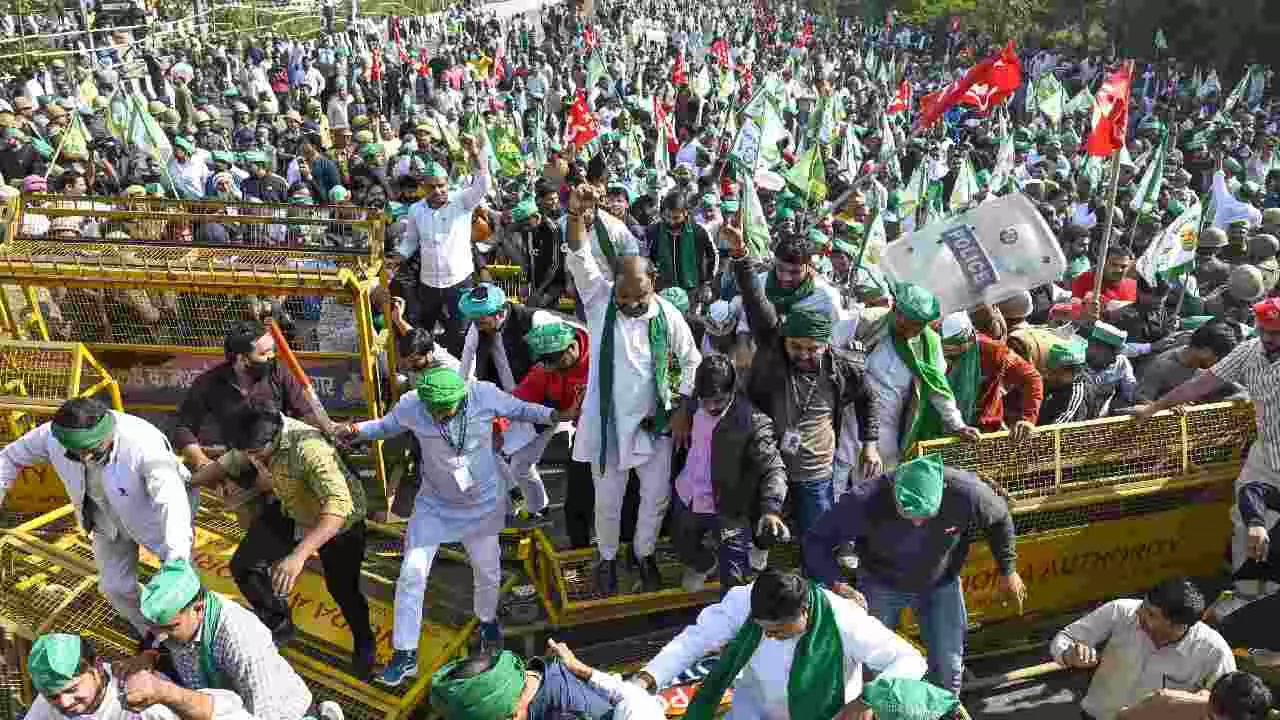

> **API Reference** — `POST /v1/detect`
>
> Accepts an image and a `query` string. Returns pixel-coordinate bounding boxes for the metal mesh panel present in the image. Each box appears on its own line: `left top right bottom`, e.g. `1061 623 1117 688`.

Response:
0 540 92 638
1012 483 1231 536
0 665 26 720
559 547 686 602
301 681 389 720
194 494 248 544
0 344 93 405
574 627 686 673
41 586 140 661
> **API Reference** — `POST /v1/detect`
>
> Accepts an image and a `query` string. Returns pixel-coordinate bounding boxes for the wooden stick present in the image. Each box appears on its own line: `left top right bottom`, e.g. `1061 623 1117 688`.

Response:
1090 60 1134 307
964 661 1066 692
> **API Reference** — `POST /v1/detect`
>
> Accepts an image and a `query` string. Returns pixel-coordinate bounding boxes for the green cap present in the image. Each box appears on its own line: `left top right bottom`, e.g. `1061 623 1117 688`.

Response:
425 162 448 179
807 228 831 248
140 559 202 624
894 282 941 323
510 197 538 223
329 185 350 202
1089 321 1127 349
29 634 84 695
859 677 960 720
775 206 795 221
659 287 690 313
781 308 833 341
174 136 195 153
894 453 945 518
1047 337 1087 368
361 142 382 159
458 283 507 319
525 322 576 359
417 366 467 411
431 650 527 720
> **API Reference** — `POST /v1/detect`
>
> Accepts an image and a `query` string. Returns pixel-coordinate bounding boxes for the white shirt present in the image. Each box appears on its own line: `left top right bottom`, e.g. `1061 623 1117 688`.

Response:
401 154 491 288
1050 599 1235 720
643 584 927 720
557 209 640 276
25 668 256 720
565 246 701 471
1211 169 1262 229
169 151 211 200
866 336 964 468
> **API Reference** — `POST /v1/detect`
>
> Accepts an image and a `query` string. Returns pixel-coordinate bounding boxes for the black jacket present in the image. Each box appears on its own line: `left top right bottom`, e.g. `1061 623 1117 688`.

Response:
734 258 879 450
645 221 718 297
472 302 541 387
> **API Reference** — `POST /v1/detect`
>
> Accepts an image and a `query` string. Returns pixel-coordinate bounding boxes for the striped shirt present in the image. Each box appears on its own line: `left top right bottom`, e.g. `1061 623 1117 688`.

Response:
1210 338 1280 471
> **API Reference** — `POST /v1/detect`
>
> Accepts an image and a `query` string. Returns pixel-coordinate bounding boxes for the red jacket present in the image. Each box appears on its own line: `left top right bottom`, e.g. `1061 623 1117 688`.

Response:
977 335 1043 430
512 329 590 415
1071 271 1137 303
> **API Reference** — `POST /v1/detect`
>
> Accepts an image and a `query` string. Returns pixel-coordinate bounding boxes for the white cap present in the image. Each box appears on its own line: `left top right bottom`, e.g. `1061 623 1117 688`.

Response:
940 311 974 340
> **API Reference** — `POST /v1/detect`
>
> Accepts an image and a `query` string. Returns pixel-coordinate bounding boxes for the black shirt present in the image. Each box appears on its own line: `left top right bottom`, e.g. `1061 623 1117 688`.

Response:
172 360 310 449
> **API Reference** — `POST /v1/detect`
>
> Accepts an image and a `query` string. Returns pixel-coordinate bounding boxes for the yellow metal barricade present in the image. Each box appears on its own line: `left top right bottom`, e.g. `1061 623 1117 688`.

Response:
0 341 122 515
0 194 394 512
485 264 576 311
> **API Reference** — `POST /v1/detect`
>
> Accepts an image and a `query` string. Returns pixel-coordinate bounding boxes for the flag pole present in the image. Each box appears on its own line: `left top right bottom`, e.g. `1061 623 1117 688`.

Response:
1091 59 1135 308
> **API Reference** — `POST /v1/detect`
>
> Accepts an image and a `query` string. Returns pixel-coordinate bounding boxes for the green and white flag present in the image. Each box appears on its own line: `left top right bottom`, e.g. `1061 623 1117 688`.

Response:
989 125 1017 194
949 157 980 211
1136 200 1202 285
692 65 713 98
718 67 738 100
1065 86 1094 115
1130 134 1167 217
654 118 670 178
1035 73 1065 125
1154 28 1168 51
878 110 896 162
864 46 877 77
860 212 887 269
1217 65 1258 120
587 52 612 93
842 121 864 173
738 167 772 257
784 145 827 206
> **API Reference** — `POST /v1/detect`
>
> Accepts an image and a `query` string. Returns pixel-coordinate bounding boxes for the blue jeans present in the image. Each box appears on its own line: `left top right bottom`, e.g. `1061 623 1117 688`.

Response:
671 497 754 593
862 575 966 694
790 477 833 574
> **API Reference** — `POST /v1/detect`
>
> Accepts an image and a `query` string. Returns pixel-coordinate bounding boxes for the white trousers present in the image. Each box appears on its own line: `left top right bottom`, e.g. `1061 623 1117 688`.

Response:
92 530 150 636
595 436 673 561
392 526 501 652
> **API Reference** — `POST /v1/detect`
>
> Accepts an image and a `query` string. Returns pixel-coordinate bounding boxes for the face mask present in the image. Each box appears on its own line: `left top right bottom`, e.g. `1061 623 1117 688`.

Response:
66 445 110 465
246 358 274 381
617 300 649 318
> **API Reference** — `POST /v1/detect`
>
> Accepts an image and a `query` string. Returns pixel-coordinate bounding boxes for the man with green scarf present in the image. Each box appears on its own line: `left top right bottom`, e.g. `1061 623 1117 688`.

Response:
0 397 194 637
339 367 560 687
863 283 980 470
727 230 844 339
25 631 260 720
125 559 312 720
632 570 926 720
804 454 1024 694
563 184 702 596
646 190 718 307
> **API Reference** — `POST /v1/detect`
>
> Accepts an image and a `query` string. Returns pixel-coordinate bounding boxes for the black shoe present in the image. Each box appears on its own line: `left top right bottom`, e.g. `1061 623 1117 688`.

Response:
636 555 661 593
594 557 618 596
271 618 297 647
351 643 376 682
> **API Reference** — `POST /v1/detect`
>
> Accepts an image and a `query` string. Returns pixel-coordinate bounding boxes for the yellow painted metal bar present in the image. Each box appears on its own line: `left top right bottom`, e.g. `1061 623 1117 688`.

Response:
3 266 369 294
1052 426 1062 493
72 342 361 361
35 576 98 635
10 503 76 535
22 286 49 341
67 348 83 400
282 648 403 710
0 290 15 338
1179 412 1190 475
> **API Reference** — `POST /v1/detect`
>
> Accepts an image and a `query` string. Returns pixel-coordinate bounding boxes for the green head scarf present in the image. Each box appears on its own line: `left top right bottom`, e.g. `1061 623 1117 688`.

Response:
860 677 960 720
141 559 203 624
424 161 448 179
458 283 507 319
510 197 538 223
660 287 690 313
52 411 114 450
894 283 942 323
418 367 467 411
894 453 945 518
807 228 831 249
781 308 833 341
29 633 84 695
1047 338 1087 369
430 651 526 720
831 238 859 258
525 322 576 359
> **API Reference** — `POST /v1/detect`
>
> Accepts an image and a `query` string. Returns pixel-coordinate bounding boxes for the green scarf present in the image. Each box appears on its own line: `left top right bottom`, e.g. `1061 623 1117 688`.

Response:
598 299 671 467
944 338 981 427
197 591 225 690
594 216 616 266
765 270 816 313
685 582 845 720
654 221 699 290
894 327 955 453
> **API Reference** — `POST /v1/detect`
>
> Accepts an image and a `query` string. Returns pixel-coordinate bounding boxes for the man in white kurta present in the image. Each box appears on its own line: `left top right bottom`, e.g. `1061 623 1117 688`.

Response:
345 368 557 687
0 399 194 635
636 577 928 719
564 185 701 595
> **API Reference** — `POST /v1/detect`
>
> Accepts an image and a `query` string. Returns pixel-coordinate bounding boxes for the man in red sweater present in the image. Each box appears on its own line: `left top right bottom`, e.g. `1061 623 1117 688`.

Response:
1071 244 1138 322
940 312 1044 440
512 320 595 547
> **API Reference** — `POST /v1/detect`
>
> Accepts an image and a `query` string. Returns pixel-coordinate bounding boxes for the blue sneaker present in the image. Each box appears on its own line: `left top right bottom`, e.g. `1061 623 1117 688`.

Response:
377 650 418 687
478 621 503 653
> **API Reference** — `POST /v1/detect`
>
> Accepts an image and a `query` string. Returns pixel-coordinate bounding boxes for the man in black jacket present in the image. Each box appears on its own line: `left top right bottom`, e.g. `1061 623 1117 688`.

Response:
457 283 546 391
732 244 881 563
672 354 790 594
646 190 718 308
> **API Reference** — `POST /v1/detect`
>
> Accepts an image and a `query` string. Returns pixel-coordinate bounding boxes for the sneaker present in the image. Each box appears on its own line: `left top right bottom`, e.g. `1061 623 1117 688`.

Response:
377 650 418 687
594 557 619 596
681 560 718 593
636 555 661 593
478 621 503 653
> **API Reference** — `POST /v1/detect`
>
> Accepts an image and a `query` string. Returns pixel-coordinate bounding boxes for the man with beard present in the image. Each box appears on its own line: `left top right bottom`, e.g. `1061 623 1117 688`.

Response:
1071 244 1138 323
1134 298 1280 620
733 232 844 342
506 181 567 309
564 183 701 595
401 135 487 356
646 190 718 307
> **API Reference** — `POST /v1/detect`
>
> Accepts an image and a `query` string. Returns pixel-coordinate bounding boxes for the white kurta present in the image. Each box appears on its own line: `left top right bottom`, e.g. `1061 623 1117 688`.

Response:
24 667 257 720
643 585 928 720
866 338 965 468
564 246 701 471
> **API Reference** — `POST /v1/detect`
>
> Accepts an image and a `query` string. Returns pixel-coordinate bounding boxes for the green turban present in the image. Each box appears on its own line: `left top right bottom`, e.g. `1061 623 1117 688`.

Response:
52 411 114 450
417 367 467 410
141 559 203 624
431 651 527 720
894 283 941 323
329 185 350 202
458 283 507 319
860 677 960 720
775 206 795 221
720 199 740 213
1047 338 1087 369
831 238 859 258
29 634 84 695
781 308 833 341
425 161 448 179
807 228 831 248
525 322 576 359
894 453 944 518
174 136 196 153
510 197 538 223
660 287 690 313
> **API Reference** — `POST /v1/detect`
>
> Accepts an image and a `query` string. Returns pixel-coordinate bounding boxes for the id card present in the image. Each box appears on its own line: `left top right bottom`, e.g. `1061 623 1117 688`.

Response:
780 429 801 455
450 456 474 491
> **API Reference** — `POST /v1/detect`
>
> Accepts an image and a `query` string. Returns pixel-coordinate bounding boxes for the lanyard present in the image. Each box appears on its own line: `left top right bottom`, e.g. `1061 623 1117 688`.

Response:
435 396 470 454
785 369 822 430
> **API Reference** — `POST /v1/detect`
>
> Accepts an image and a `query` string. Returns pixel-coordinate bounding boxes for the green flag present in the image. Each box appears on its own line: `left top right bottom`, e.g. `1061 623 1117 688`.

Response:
949 157 980 211
586 53 611 93
739 167 772 257
1035 74 1065 125
785 145 827 206
1135 200 1202 285
1217 65 1257 120
1065 86 1094 115
988 124 1016 194
861 212 887 269
489 120 524 177
1154 28 1168 51
1130 134 1167 218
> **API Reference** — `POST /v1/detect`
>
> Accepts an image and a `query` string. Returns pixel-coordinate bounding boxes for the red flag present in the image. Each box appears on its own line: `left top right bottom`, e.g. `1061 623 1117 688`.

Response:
584 25 597 49
886 80 912 114
654 96 678 153
950 16 960 33
711 38 730 68
1087 64 1133 157
671 50 687 86
913 55 997 131
920 90 943 119
987 41 1022 101
565 92 598 150
493 42 506 81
